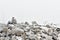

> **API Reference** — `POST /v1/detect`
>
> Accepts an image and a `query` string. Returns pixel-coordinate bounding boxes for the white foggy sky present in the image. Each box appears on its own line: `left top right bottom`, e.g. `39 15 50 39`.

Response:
0 0 60 24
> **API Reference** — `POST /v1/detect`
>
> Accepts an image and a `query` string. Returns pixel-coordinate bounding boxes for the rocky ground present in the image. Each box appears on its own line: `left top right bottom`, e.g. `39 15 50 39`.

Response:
0 17 60 40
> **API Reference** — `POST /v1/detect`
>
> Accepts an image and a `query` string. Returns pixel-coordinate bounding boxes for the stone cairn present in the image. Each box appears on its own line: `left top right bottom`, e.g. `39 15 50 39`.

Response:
0 17 60 40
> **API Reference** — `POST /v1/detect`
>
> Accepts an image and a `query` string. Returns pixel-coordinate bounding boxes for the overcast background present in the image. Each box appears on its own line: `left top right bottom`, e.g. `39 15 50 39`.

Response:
0 0 60 24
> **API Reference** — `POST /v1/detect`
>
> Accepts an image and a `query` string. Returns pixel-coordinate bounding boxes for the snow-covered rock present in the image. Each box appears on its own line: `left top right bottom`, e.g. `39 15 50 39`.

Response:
0 19 60 40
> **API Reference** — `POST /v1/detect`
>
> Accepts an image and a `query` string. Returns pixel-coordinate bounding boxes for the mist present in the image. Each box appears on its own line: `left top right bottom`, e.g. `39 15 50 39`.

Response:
0 0 60 24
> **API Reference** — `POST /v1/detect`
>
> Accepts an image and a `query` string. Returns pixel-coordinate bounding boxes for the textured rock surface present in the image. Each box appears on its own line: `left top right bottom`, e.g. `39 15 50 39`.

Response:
0 17 60 40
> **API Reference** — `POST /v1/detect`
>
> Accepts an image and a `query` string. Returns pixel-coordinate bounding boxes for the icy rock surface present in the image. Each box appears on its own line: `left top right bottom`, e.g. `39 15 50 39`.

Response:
0 22 60 40
0 17 60 40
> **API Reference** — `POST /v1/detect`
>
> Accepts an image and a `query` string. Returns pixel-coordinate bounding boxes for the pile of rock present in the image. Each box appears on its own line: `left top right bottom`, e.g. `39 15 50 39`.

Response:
0 17 60 40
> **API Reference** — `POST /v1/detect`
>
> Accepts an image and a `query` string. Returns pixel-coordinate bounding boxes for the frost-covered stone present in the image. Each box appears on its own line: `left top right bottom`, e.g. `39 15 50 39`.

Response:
0 18 60 40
